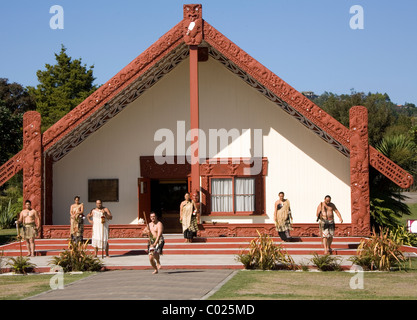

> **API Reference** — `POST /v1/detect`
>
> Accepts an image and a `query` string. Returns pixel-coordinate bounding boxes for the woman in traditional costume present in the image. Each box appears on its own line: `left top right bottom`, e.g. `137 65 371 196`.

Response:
70 196 84 243
180 193 199 243
87 200 112 257
274 192 293 242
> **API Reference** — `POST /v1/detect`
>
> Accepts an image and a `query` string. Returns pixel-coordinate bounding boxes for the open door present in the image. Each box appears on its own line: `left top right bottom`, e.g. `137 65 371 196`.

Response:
138 177 151 224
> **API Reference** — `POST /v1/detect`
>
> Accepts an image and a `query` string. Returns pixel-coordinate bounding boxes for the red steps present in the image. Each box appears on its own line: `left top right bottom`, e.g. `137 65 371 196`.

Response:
0 236 362 257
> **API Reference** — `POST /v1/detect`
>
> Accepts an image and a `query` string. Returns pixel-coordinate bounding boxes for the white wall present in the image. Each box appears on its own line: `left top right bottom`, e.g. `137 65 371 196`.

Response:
52 56 351 225
52 58 190 224
198 58 351 224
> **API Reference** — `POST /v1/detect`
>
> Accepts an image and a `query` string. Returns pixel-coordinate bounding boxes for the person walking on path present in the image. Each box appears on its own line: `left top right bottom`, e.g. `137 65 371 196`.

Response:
316 195 343 254
87 200 112 257
144 212 165 274
16 200 41 256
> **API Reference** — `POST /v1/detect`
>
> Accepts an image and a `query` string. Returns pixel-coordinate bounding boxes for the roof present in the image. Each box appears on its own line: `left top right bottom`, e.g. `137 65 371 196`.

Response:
9 4 416 188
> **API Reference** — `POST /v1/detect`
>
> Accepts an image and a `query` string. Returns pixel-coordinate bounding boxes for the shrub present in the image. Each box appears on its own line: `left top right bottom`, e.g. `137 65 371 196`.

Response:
388 225 417 247
0 199 17 229
7 256 36 274
349 228 408 271
236 230 297 270
49 240 103 272
310 253 342 271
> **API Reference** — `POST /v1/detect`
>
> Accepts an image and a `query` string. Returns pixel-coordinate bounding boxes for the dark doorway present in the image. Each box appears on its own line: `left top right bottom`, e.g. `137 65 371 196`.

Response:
151 179 187 233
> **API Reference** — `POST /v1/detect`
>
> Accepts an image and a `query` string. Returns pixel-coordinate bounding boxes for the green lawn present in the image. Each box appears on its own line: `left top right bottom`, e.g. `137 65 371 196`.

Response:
0 228 17 246
0 272 94 300
209 258 417 300
401 203 417 226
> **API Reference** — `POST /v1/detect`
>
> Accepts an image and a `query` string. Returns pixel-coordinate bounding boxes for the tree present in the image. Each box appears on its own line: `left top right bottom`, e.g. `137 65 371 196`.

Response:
313 90 417 230
0 79 36 165
313 91 397 146
370 134 416 229
28 45 98 131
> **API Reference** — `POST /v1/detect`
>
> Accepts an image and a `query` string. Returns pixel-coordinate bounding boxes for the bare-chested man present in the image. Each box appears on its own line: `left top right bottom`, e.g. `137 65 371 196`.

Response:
16 200 41 257
316 195 343 255
144 212 164 274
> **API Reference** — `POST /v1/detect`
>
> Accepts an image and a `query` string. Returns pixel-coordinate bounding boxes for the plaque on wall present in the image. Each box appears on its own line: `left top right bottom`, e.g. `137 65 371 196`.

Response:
88 179 119 202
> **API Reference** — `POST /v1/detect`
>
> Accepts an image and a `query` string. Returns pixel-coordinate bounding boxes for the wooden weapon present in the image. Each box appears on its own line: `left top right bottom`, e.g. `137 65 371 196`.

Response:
143 211 154 253
101 210 106 259
15 221 22 257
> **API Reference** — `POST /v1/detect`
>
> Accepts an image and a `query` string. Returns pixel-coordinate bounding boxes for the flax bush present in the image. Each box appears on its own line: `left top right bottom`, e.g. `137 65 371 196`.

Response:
236 230 297 270
349 228 408 271
7 256 36 274
49 240 103 272
310 253 342 271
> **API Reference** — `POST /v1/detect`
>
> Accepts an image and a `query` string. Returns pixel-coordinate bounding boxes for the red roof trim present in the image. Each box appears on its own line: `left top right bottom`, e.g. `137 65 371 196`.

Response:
42 20 185 151
204 21 350 149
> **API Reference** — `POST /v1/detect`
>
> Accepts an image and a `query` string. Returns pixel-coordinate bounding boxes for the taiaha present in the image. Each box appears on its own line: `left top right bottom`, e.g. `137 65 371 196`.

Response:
15 221 22 257
101 210 106 259
143 211 153 253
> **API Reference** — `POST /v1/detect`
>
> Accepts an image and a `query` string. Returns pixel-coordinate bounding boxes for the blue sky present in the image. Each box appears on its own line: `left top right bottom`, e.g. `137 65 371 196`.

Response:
0 0 416 105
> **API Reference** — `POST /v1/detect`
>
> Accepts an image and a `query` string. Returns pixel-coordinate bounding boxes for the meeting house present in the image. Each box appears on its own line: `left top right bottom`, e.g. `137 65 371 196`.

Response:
0 4 413 238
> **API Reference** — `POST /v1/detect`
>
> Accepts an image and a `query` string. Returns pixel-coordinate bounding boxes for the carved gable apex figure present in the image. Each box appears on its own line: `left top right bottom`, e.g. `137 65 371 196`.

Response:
183 4 203 45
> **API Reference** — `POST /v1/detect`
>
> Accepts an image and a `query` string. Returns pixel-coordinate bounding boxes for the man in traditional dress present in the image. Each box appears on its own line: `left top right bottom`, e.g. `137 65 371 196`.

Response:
316 195 343 254
16 200 41 256
87 200 112 257
70 196 84 243
180 192 199 243
274 192 293 242
145 212 164 274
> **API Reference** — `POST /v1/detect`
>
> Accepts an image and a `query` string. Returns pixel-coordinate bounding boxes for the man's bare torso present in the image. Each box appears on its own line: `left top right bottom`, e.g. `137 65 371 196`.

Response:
21 209 37 224
322 202 337 220
149 221 162 238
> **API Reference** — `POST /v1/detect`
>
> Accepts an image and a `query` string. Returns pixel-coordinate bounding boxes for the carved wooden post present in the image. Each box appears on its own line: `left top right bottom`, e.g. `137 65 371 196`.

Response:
349 106 371 236
184 4 203 196
22 111 43 228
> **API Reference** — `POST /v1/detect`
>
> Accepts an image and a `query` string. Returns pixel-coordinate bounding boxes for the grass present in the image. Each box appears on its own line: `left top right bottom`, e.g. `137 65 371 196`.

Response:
0 228 17 246
401 203 417 226
0 272 94 300
209 258 417 300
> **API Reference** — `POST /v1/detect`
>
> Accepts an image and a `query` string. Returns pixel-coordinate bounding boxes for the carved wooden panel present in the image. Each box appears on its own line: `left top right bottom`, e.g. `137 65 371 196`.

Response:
349 106 370 236
0 151 24 187
22 111 42 218
369 146 414 189
183 4 203 45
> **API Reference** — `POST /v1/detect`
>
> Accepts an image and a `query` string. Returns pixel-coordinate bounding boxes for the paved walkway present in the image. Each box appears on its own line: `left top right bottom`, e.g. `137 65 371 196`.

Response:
27 269 237 300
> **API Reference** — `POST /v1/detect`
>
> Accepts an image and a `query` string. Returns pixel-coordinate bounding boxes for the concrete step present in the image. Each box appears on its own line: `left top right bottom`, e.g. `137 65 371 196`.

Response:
0 236 361 257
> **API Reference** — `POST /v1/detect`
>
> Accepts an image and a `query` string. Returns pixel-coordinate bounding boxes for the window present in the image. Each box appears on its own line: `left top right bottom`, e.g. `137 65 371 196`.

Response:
211 177 255 213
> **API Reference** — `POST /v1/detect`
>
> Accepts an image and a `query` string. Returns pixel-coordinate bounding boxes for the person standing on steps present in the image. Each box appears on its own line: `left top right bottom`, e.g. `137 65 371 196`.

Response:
274 192 293 242
180 192 199 243
87 200 112 257
16 200 41 257
316 195 343 254
70 196 84 243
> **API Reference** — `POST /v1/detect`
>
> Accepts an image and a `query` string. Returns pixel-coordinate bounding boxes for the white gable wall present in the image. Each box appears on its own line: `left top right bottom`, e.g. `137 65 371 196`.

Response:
198 58 351 224
52 56 351 225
